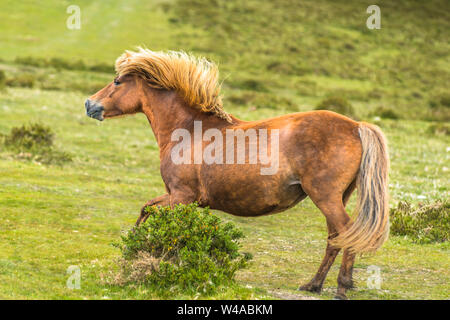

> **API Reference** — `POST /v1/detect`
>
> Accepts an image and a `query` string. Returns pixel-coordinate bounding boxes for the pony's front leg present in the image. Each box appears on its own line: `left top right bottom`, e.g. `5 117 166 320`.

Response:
135 194 170 226
168 189 198 207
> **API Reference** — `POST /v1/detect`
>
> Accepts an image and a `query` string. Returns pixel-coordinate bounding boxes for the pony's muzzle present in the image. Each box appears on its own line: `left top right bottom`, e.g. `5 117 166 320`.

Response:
85 99 104 121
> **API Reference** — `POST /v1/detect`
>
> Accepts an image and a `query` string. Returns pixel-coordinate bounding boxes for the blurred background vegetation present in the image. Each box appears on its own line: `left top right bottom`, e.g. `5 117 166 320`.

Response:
0 0 449 121
0 0 448 299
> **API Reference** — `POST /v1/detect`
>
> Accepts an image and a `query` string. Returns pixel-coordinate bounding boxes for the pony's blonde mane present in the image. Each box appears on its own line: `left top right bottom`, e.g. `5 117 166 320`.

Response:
115 48 231 122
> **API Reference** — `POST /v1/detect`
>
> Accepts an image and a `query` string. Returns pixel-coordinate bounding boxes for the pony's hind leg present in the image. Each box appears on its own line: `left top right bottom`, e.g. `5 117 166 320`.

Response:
335 179 357 299
298 221 340 293
342 178 356 207
298 187 353 296
335 250 356 299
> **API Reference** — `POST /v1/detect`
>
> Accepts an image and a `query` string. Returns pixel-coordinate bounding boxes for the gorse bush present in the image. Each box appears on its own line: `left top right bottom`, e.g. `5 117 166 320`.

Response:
390 201 449 244
4 122 54 150
2 123 72 165
111 203 252 295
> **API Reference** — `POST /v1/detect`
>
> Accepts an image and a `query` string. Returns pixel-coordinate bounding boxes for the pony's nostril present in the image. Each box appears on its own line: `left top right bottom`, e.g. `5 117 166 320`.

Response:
85 101 104 121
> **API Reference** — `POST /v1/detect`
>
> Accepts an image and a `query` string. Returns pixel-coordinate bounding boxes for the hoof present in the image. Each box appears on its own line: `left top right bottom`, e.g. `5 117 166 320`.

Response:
298 283 322 294
333 293 348 300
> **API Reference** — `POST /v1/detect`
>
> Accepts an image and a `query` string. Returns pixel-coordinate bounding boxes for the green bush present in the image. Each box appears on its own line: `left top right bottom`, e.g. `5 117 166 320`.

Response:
2 123 72 165
427 107 450 122
68 81 107 95
390 201 449 244
4 122 53 149
428 92 450 122
440 94 450 108
6 73 36 88
0 69 6 90
14 56 47 68
89 63 114 73
230 78 268 92
429 92 450 109
266 60 312 76
227 91 297 111
427 123 450 136
315 96 355 117
111 203 251 295
14 56 113 74
49 57 86 70
4 68 107 94
371 106 400 120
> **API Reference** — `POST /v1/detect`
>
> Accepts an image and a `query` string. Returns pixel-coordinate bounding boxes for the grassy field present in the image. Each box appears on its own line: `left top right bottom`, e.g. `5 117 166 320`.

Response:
0 0 449 299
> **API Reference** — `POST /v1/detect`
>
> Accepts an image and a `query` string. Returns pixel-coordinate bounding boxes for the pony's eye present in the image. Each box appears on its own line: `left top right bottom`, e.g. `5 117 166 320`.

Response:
114 78 121 86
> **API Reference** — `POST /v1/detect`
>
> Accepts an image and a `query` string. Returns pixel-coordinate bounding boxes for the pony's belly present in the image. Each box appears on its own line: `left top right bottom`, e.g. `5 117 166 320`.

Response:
203 170 307 217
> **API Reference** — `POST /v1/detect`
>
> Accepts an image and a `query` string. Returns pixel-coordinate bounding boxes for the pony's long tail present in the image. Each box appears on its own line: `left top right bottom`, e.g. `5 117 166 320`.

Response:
331 122 390 254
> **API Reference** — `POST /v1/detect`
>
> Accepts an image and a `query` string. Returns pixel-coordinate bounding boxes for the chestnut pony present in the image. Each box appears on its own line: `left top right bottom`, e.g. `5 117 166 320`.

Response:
85 49 389 299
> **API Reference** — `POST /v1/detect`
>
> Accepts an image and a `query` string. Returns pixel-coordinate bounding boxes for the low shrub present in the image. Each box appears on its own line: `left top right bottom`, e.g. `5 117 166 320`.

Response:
110 203 252 295
227 91 297 111
14 56 47 68
4 68 107 94
427 92 450 122
426 107 450 122
88 63 114 73
5 73 36 88
390 201 449 244
227 92 254 106
68 81 107 95
367 88 385 100
315 96 355 118
4 122 53 149
429 92 450 109
371 106 400 120
2 123 72 165
49 57 86 71
230 78 268 92
14 56 114 74
0 69 6 90
427 123 450 136
266 60 312 76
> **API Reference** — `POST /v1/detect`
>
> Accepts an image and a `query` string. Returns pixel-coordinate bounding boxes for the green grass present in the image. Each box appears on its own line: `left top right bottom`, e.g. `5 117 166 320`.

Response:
0 0 449 299
0 88 448 300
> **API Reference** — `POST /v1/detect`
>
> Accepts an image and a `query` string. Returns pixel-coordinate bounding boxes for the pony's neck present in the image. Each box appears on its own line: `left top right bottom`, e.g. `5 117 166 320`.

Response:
141 88 237 151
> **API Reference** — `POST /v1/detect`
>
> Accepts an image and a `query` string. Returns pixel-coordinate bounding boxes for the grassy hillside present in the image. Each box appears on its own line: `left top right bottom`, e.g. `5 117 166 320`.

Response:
0 0 448 299
1 0 449 120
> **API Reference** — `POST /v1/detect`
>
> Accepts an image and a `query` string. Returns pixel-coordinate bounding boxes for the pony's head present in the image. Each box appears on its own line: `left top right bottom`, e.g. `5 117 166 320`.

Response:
85 73 144 121
85 48 232 122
